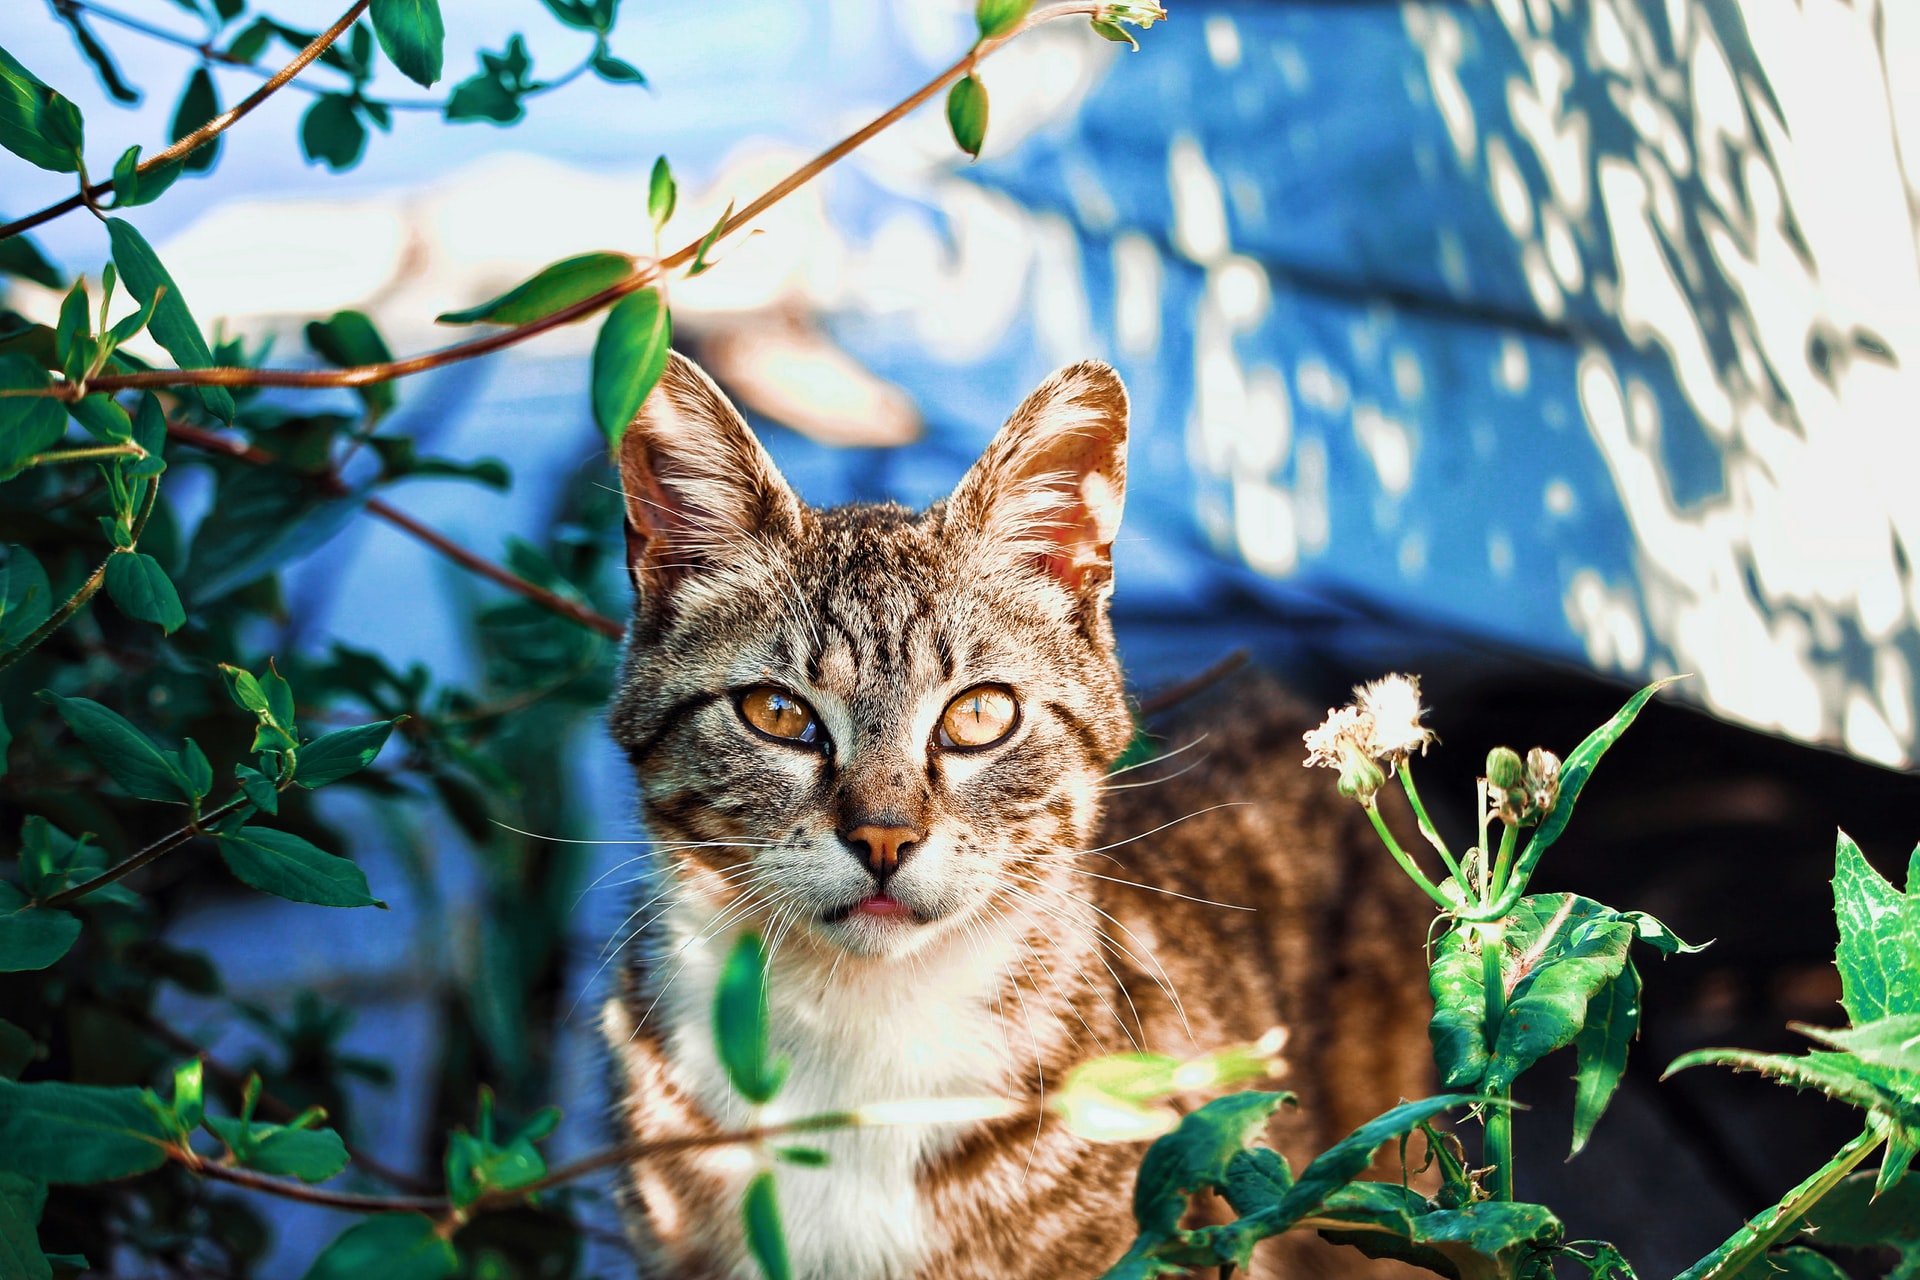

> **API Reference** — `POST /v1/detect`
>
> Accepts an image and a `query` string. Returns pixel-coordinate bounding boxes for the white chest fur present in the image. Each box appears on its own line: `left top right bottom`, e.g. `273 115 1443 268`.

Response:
650 912 1020 1280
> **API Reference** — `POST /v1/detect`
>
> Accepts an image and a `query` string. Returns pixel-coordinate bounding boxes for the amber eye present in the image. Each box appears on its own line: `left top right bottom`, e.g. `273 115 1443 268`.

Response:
938 686 1019 750
738 687 823 747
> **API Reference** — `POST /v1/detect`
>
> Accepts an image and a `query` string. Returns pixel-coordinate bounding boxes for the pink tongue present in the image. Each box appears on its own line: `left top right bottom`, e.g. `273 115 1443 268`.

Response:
854 895 909 917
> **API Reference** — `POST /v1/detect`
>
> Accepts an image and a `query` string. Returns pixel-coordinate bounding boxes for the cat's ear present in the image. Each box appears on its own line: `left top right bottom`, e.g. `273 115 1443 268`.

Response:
618 352 800 592
947 361 1128 594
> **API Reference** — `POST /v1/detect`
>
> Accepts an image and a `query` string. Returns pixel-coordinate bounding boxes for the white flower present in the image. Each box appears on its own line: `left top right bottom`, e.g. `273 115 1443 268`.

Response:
1354 673 1435 766
1303 705 1385 803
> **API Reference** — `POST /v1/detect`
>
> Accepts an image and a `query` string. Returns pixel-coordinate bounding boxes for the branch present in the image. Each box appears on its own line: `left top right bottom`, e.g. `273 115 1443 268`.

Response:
0 1 371 242
38 795 246 908
60 1 1116 396
0 468 162 673
164 420 627 639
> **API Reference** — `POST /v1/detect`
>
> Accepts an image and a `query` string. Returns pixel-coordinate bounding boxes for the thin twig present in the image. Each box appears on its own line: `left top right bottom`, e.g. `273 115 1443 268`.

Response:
1138 649 1249 718
0 1 371 242
0 470 162 673
38 796 245 908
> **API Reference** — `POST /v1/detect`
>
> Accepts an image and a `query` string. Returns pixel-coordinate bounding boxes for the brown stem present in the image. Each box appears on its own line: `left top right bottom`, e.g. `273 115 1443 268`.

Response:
0 1 372 242
38 797 243 908
1138 649 1249 718
164 420 627 639
63 1 1112 397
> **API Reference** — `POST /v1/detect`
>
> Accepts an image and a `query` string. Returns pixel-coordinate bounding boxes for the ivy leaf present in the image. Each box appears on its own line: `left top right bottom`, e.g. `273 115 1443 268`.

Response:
301 1213 458 1280
590 287 672 447
369 0 444 87
301 94 368 170
742 1171 792 1280
204 1115 349 1182
105 218 236 423
0 884 80 973
1570 960 1640 1156
946 74 987 159
648 157 676 231
40 692 196 804
0 1079 172 1182
0 46 85 174
169 67 220 173
305 310 395 420
0 356 67 477
436 252 632 327
713 931 787 1104
1833 833 1920 1024
294 719 401 788
104 551 186 633
216 826 386 908
976 0 1033 40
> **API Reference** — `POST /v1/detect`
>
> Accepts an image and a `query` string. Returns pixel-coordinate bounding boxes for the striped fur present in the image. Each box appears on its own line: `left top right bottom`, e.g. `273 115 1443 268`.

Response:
603 355 1432 1279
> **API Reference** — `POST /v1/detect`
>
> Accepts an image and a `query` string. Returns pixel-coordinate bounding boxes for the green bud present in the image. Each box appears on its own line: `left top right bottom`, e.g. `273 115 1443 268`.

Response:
1485 746 1524 790
1336 751 1386 805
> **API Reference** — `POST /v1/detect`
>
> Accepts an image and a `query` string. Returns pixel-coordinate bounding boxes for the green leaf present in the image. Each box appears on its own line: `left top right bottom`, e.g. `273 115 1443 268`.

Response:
976 0 1033 40
16 816 129 907
185 467 365 604
1621 910 1708 955
1833 832 1920 1024
40 691 195 803
0 546 52 650
181 737 213 798
774 1145 829 1167
53 6 139 104
1132 1092 1289 1236
366 439 510 490
0 46 84 174
436 252 632 327
590 286 672 447
127 392 167 477
648 157 676 231
301 94 368 170
443 1092 557 1207
1090 17 1140 49
0 1078 172 1182
1269 1094 1486 1229
0 1020 38 1078
105 218 236 423
742 1171 792 1280
1429 929 1490 1089
1571 960 1640 1156
0 1171 51 1280
591 45 645 85
296 720 400 787
170 1060 204 1131
216 826 385 908
1789 1170 1920 1262
369 0 444 87
301 1213 458 1280
946 74 987 159
1317 1194 1565 1280
713 931 788 1104
305 310 395 419
0 227 64 289
169 67 221 173
538 0 602 31
0 355 67 476
204 1115 349 1181
225 18 276 63
1221 1146 1291 1216
0 884 80 973
234 763 280 814
1664 1047 1919 1124
686 200 732 277
103 551 185 633
1485 895 1634 1091
1793 1014 1920 1075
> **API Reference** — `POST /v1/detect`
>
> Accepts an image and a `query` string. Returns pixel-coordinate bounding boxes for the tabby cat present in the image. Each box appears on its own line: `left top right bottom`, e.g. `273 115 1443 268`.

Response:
603 353 1432 1279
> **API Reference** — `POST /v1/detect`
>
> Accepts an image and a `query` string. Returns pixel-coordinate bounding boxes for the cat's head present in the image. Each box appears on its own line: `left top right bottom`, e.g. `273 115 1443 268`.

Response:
609 353 1131 960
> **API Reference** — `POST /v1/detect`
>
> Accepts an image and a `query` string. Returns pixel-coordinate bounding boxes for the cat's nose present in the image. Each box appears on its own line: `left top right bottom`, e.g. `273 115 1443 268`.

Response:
842 824 923 882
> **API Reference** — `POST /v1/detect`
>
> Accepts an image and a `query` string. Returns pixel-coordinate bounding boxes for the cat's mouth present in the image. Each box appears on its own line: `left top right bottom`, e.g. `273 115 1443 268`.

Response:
820 893 926 925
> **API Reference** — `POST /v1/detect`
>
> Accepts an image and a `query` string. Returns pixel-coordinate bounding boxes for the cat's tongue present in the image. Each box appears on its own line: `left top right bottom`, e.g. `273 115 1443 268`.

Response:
852 894 910 917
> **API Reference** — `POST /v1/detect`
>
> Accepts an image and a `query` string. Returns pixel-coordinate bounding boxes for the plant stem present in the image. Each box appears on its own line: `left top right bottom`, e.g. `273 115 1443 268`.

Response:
1363 803 1455 910
38 795 247 908
1674 1123 1885 1280
1478 921 1513 1201
1397 764 1464 887
1488 821 1519 905
23 442 146 467
0 471 161 673
0 1 372 242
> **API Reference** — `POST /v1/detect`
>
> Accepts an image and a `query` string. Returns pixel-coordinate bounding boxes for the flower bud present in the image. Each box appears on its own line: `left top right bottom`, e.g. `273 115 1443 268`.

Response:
1336 751 1387 805
1485 746 1524 790
1525 747 1561 818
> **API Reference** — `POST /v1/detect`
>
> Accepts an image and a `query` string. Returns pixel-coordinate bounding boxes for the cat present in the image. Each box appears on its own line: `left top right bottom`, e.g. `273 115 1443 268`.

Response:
601 352 1434 1279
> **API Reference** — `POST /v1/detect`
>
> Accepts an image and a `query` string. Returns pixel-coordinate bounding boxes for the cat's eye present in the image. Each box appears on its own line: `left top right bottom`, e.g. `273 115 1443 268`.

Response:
937 685 1019 750
738 686 823 747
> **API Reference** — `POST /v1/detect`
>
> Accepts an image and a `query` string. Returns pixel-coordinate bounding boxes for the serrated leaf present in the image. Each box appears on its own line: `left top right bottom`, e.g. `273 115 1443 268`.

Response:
1833 833 1920 1024
169 67 220 173
742 1171 792 1280
216 826 384 908
0 356 67 476
0 1078 172 1182
301 94 367 170
1793 1015 1920 1075
1571 960 1640 1156
305 310 395 419
1131 1092 1289 1236
0 884 79 973
976 0 1033 39
105 218 235 423
0 1170 50 1280
204 1115 349 1182
946 73 987 159
648 157 676 230
40 692 195 803
590 286 672 446
104 551 185 633
1664 1047 1919 1125
714 931 787 1104
301 1213 457 1280
436 252 632 327
369 0 444 87
295 720 400 788
0 47 84 173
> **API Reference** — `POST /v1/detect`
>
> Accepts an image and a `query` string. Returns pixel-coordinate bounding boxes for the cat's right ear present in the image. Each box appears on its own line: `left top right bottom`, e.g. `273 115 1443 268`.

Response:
617 352 800 595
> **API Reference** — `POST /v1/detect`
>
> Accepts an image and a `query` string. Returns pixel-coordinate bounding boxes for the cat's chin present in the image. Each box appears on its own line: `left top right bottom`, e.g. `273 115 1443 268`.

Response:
813 893 954 957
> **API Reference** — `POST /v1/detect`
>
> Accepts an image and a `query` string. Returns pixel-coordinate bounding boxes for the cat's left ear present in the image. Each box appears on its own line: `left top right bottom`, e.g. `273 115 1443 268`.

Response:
947 361 1128 595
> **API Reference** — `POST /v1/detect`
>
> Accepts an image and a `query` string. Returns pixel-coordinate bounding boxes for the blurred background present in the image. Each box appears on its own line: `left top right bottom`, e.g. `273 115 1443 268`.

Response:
4 0 1919 1274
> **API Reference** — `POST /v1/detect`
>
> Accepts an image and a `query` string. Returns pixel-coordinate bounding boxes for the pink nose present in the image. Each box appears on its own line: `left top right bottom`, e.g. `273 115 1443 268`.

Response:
843 825 922 878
